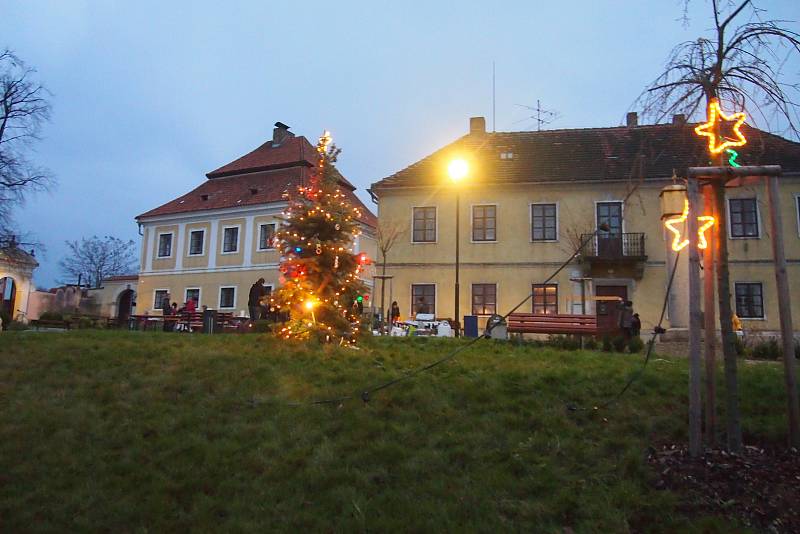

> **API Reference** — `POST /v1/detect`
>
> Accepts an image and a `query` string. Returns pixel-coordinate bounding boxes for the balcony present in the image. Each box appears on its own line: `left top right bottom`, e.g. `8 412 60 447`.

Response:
580 232 647 263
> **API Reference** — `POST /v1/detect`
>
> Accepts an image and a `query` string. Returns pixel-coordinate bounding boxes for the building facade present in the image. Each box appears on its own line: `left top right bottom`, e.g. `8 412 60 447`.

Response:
369 116 800 335
0 237 38 324
136 123 377 315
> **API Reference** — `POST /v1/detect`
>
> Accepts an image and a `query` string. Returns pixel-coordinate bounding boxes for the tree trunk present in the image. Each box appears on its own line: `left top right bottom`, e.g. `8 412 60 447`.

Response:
703 185 717 446
380 254 387 335
687 178 704 457
714 179 743 452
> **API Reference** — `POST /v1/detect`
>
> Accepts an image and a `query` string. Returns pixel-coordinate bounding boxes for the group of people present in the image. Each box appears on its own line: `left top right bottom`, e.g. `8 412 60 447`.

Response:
618 300 642 339
161 292 199 332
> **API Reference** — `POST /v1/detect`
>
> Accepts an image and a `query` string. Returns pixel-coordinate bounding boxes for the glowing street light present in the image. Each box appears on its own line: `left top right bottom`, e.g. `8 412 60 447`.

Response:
448 158 468 336
305 299 317 324
448 159 469 182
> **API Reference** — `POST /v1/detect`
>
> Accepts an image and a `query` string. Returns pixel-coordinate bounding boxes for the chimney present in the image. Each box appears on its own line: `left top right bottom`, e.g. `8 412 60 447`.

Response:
626 112 638 128
469 116 486 135
272 121 294 146
672 113 686 125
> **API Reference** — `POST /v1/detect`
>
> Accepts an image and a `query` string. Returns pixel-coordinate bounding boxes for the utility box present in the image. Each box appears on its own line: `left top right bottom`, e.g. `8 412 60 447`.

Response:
463 315 479 338
202 309 218 334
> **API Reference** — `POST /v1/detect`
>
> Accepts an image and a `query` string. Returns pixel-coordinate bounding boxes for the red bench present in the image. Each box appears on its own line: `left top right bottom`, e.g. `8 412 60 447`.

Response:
508 297 623 337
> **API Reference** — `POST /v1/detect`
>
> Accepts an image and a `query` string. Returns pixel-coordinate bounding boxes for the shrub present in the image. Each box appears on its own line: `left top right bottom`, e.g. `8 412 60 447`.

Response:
602 335 613 352
733 335 747 356
78 317 94 329
547 335 581 351
8 320 29 331
250 320 272 334
39 311 64 321
751 338 781 360
0 310 11 329
584 337 598 351
612 336 627 353
628 337 645 354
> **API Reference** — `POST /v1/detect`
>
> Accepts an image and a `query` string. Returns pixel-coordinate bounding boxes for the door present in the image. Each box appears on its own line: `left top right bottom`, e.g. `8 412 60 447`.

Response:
117 289 134 323
596 202 623 258
595 285 627 332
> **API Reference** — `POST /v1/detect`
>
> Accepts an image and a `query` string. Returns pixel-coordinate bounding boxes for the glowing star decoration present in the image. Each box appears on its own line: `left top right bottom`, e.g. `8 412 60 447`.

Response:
318 130 332 154
694 99 747 155
664 199 716 251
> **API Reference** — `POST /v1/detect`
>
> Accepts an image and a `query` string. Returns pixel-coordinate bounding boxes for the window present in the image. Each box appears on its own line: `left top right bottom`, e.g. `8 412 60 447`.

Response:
472 205 496 242
531 204 557 241
412 207 436 242
185 288 200 305
189 230 204 255
472 284 497 315
157 233 172 257
729 198 759 238
222 226 239 253
500 151 514 160
411 284 435 315
735 283 764 319
258 223 276 250
154 289 169 309
532 284 558 315
219 287 236 309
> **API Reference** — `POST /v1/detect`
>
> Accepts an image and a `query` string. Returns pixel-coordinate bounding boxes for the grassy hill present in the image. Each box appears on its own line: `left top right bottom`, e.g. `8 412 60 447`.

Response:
0 331 789 532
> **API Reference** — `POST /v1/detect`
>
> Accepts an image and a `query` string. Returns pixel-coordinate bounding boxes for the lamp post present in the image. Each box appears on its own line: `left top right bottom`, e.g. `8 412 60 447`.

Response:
448 159 468 337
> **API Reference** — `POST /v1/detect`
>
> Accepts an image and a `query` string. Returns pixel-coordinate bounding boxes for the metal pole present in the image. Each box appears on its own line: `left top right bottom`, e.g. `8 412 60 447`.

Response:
687 177 703 457
766 174 800 448
703 184 717 446
454 191 460 337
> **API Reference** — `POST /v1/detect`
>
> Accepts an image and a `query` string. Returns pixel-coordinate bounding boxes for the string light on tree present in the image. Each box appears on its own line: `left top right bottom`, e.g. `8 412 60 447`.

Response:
272 130 369 343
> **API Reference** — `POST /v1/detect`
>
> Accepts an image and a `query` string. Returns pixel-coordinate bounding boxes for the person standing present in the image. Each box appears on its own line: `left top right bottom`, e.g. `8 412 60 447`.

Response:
186 297 196 313
618 300 634 340
248 278 266 320
390 301 400 325
162 293 174 332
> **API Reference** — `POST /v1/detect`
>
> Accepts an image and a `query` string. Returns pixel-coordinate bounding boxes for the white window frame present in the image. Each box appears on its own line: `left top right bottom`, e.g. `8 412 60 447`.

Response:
221 225 241 254
219 286 237 309
188 229 205 256
470 203 498 243
156 232 174 258
726 196 762 240
530 202 560 243
470 282 498 316
794 193 800 237
257 223 277 251
410 282 437 317
411 206 438 244
734 281 766 321
184 287 201 307
153 288 169 311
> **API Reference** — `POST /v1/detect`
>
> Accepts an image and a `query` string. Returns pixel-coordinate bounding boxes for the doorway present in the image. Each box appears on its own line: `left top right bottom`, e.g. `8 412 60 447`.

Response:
595 285 628 331
596 201 623 257
0 276 16 323
117 289 135 323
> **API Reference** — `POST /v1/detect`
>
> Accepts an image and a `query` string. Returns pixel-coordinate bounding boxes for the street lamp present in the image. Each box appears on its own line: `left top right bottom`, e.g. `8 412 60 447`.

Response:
448 158 468 336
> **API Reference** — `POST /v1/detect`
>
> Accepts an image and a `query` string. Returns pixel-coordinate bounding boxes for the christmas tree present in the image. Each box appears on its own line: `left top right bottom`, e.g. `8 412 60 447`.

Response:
271 132 368 343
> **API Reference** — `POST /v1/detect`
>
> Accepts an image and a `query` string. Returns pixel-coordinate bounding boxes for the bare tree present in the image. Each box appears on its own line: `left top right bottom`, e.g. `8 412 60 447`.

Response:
636 0 800 452
59 236 137 288
376 219 403 333
0 49 53 233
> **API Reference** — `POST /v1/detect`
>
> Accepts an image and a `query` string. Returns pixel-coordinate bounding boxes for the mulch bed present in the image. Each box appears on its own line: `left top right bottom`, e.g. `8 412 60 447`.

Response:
648 444 800 532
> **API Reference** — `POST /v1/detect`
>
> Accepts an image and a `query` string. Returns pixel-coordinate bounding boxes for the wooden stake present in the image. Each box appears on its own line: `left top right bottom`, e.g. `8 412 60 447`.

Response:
687 177 703 457
765 175 800 448
703 185 717 446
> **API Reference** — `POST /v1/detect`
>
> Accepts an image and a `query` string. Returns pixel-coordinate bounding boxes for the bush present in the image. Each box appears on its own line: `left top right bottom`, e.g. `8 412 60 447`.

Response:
39 311 64 321
628 337 645 354
751 338 782 360
547 335 580 351
77 317 94 329
612 336 627 353
733 335 747 356
0 310 11 329
584 337 599 351
249 320 272 334
7 320 29 331
602 335 613 352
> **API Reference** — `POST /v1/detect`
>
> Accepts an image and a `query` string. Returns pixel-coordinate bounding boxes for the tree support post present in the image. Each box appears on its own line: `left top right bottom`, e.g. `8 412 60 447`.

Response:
687 177 703 457
765 174 800 448
703 184 717 446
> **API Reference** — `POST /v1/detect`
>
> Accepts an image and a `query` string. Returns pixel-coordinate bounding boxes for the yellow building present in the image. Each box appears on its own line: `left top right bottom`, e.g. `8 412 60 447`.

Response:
369 115 800 335
136 123 377 315
0 237 38 325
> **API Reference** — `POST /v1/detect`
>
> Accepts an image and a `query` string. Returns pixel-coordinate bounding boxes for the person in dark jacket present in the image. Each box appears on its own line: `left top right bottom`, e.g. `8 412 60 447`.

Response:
631 313 642 338
248 278 266 320
162 293 174 332
390 301 401 324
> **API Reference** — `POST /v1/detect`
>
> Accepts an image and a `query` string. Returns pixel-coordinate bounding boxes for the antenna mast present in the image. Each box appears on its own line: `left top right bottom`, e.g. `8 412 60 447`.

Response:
515 99 561 131
492 61 496 132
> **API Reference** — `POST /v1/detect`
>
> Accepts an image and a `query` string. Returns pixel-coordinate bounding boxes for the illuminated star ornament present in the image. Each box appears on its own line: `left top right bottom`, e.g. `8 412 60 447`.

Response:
694 99 747 155
664 199 716 251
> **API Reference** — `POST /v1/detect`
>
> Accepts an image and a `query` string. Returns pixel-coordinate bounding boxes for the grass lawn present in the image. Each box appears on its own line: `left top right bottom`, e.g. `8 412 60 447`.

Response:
0 331 790 532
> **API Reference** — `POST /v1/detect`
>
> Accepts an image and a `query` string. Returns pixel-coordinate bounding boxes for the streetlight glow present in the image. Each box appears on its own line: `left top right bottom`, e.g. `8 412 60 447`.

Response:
305 300 315 310
448 159 468 182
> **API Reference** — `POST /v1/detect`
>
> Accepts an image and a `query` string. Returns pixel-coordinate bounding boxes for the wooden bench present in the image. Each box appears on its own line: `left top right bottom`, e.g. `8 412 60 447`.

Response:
507 313 606 335
30 319 71 330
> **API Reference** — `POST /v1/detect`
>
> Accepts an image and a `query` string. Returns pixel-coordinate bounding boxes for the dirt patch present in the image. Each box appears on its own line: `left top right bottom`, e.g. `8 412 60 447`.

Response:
649 444 800 532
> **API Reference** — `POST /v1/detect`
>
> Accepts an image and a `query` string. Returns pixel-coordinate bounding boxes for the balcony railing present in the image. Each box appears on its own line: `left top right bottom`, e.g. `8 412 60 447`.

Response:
580 232 646 261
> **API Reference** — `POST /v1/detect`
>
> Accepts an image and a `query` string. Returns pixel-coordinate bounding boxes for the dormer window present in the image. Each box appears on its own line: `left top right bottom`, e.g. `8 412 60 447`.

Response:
200 194 209 201
500 152 514 160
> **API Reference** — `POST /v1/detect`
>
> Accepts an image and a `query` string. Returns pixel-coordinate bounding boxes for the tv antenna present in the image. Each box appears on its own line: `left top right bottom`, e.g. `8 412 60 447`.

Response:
515 99 561 131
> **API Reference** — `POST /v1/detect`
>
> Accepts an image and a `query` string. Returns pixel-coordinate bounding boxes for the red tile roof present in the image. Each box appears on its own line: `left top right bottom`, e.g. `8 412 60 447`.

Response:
137 135 376 227
370 123 800 191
